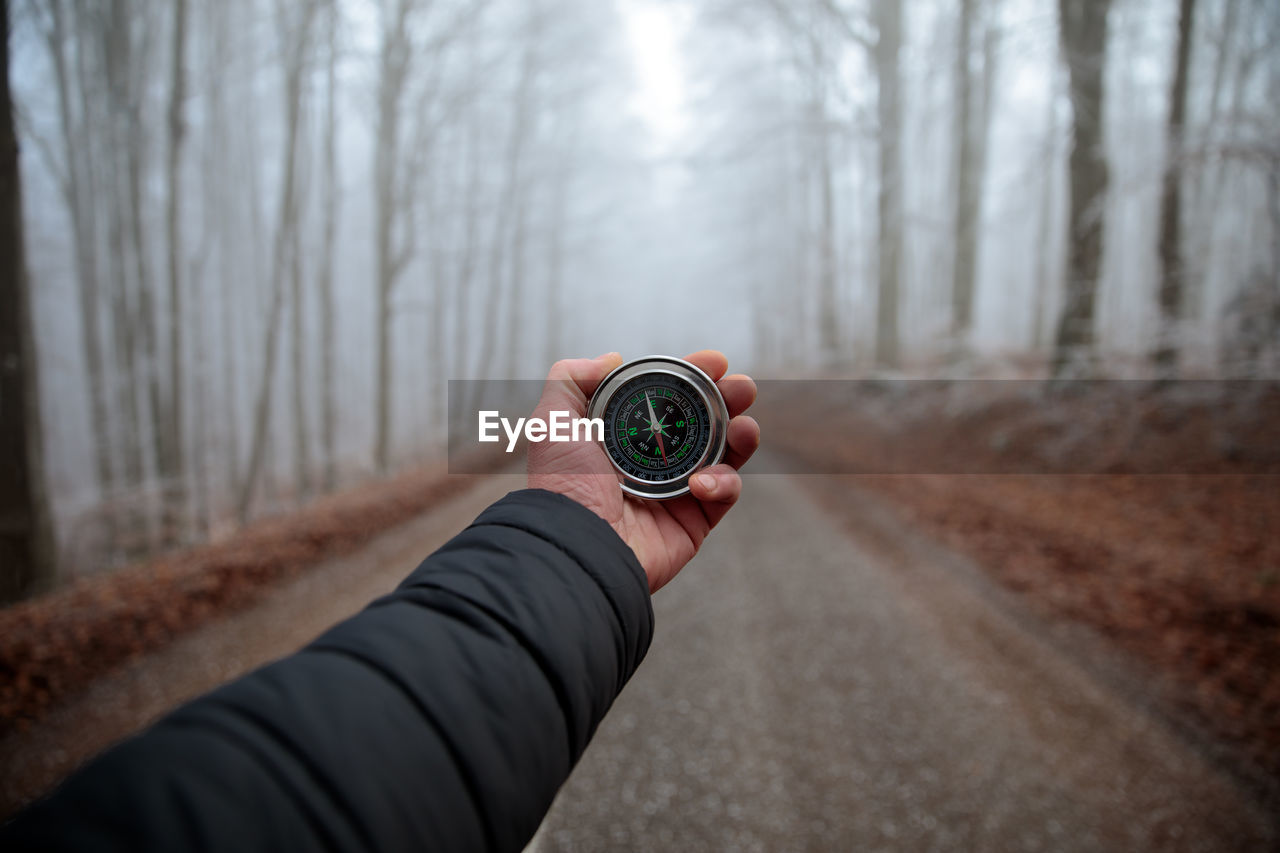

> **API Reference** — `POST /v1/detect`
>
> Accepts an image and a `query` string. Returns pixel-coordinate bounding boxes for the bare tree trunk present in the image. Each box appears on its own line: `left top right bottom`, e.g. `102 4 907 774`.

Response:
873 0 903 368
1032 64 1060 353
474 30 536 388
237 1 317 521
951 0 978 349
951 0 997 352
98 9 149 553
372 0 412 474
188 252 210 538
1051 0 1111 378
426 154 448 440
45 1 115 516
500 11 543 381
206 0 239 518
288 52 312 504
0 0 56 602
449 102 483 437
119 14 166 519
814 94 839 365
372 142 396 473
1186 0 1238 325
542 129 574 366
1152 0 1196 377
318 0 339 490
542 189 567 365
237 218 286 521
165 0 188 530
798 19 839 366
106 188 144 491
502 190 530 380
289 180 311 500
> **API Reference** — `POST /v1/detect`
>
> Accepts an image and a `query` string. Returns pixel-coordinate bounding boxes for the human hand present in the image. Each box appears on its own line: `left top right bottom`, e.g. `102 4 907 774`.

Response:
527 351 760 593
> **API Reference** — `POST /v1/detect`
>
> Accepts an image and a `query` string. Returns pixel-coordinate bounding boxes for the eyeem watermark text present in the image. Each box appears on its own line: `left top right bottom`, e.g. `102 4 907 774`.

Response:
478 411 604 452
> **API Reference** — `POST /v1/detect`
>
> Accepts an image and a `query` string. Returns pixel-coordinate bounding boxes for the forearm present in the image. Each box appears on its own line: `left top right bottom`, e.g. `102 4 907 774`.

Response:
1 489 654 853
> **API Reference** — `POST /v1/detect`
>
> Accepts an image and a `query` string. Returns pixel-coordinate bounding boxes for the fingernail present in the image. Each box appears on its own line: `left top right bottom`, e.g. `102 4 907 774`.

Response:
695 473 717 493
595 351 621 361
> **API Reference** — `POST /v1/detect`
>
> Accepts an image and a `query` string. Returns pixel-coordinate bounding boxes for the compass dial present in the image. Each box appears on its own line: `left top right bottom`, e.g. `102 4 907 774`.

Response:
588 356 729 500
602 374 710 482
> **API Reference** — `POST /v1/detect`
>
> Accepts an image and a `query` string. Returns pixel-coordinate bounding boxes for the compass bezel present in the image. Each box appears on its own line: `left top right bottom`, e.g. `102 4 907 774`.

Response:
587 355 729 500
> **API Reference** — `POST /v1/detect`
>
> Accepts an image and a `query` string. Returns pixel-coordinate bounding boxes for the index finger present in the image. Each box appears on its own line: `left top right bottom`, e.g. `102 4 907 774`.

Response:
683 350 729 382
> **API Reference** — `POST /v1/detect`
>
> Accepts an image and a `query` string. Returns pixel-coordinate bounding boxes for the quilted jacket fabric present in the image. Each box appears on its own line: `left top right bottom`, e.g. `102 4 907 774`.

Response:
1 489 654 852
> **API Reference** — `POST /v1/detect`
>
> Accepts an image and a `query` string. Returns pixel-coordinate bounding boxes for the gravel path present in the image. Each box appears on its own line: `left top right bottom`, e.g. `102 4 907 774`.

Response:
3 472 1274 850
530 474 1275 852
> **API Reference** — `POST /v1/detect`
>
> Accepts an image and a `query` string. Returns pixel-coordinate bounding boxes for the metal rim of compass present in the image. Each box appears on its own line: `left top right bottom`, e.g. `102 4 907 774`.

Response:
587 355 730 500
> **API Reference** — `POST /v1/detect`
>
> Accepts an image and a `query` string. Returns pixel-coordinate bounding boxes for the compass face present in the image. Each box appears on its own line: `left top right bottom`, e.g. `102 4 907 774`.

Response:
602 373 711 484
588 356 729 500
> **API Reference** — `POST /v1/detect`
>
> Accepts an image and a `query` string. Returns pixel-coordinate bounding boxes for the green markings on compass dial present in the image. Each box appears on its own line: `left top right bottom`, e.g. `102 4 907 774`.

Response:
601 372 711 483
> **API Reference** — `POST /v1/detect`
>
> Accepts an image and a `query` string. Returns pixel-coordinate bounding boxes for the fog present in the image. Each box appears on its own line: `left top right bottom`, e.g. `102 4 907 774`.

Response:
4 0 1278 579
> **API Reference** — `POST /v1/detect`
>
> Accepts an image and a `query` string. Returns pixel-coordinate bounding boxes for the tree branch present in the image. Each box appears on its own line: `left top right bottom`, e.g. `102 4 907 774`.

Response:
812 0 876 51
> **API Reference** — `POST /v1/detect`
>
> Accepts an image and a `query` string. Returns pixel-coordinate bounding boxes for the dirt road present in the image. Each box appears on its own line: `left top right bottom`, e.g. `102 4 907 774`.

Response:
4 472 1275 849
531 475 1275 852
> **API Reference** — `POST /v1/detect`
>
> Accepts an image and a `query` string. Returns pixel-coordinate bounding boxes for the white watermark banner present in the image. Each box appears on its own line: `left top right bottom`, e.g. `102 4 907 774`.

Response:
478 410 604 452
446 379 1280 475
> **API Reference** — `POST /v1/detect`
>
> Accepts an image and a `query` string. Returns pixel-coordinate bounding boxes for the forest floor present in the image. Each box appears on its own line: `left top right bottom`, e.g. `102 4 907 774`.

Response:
759 379 1280 794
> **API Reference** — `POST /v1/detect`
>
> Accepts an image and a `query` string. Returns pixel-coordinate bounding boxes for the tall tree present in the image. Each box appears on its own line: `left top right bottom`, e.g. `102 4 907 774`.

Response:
238 0 319 521
478 7 538 387
449 84 485 437
289 142 312 502
499 3 549 383
318 0 339 491
872 0 903 368
1 0 56 601
951 0 998 352
1051 0 1111 377
209 0 240 514
165 0 188 526
1152 0 1196 376
1185 0 1239 325
541 119 575 367
806 22 839 365
104 0 162 500
787 0 904 367
40 0 115 519
97 3 146 499
753 1 841 365
383 0 489 449
1032 63 1061 353
371 0 415 474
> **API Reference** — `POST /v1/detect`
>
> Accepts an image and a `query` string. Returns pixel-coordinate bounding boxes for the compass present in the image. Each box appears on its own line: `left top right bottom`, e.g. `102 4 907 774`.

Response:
587 355 730 500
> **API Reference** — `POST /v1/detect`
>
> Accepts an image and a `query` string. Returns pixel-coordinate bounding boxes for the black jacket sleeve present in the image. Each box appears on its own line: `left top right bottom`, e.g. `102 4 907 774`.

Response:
1 489 654 853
